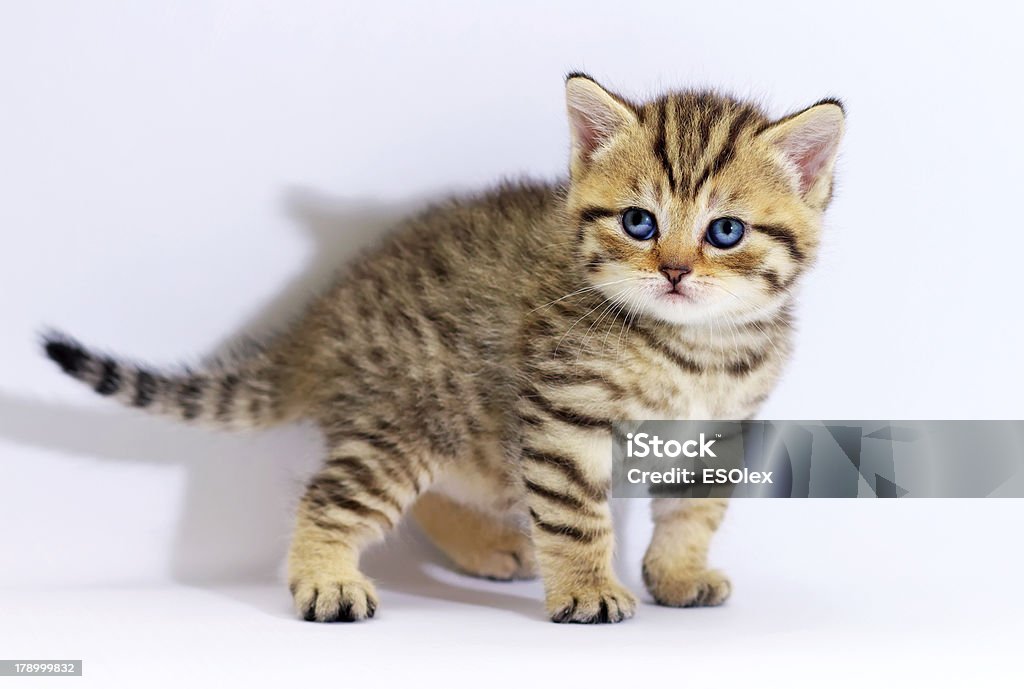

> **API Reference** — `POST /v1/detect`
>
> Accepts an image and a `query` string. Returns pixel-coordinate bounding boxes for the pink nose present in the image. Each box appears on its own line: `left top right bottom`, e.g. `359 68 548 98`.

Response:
660 265 692 286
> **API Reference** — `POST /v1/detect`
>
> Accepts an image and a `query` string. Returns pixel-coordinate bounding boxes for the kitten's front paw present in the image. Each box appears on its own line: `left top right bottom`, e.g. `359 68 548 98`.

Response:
547 581 637 624
290 575 379 622
643 563 731 608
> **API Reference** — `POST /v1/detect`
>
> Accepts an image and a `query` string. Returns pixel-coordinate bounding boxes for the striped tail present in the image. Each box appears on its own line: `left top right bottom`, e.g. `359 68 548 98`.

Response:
42 331 298 431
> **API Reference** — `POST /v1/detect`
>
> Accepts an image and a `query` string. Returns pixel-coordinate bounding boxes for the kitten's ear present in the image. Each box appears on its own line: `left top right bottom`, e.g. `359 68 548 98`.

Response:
565 74 638 171
760 100 845 208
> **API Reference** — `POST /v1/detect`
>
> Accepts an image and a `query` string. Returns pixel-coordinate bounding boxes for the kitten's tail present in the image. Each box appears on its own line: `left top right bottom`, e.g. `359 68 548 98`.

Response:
41 331 302 431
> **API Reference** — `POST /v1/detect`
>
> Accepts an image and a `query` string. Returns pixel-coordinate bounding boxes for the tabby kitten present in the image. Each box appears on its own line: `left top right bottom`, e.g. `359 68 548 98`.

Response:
43 73 844 624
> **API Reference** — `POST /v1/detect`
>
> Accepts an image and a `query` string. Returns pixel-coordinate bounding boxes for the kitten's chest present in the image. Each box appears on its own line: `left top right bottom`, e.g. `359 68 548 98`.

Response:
609 332 784 421
635 370 758 420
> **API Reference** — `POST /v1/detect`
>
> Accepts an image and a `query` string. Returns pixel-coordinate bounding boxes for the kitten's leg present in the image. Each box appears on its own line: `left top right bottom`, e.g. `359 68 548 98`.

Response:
411 492 537 580
287 435 434 622
642 497 732 607
520 430 636 623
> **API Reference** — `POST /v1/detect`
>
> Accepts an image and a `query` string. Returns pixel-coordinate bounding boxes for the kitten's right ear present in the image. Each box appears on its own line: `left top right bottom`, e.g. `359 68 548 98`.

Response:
565 74 638 172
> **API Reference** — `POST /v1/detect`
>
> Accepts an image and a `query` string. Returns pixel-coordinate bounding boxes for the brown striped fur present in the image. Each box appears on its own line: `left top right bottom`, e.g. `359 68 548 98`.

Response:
42 73 844 623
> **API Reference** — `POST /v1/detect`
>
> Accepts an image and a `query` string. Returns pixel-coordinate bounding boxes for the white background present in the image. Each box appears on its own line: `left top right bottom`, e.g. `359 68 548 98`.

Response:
2 1 1023 687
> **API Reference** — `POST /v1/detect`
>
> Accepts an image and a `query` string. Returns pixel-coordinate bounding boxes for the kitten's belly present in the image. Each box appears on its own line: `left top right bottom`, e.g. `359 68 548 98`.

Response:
428 435 524 517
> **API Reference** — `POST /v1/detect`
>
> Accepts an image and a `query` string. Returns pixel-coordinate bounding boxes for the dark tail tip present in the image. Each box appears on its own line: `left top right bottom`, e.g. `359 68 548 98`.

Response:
43 334 89 375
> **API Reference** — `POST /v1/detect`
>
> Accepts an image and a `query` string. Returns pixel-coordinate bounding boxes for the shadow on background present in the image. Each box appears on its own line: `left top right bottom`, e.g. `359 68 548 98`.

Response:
0 391 322 583
203 188 423 354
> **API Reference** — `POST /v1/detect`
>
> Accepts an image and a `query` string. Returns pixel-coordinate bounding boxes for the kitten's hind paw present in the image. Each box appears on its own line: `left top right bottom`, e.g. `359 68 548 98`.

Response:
457 543 538 581
643 565 732 608
547 581 637 624
290 576 379 622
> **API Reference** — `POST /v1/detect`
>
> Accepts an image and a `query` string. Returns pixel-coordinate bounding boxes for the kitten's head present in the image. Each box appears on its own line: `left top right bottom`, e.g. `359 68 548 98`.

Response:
564 74 844 326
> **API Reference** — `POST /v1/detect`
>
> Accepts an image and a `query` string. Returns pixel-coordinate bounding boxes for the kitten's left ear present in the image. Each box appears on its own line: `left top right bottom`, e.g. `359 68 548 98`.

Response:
760 100 845 208
565 73 639 174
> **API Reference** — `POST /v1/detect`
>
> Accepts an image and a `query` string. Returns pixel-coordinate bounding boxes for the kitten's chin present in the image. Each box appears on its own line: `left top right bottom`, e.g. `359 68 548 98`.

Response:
596 278 760 326
643 298 718 325
641 289 742 326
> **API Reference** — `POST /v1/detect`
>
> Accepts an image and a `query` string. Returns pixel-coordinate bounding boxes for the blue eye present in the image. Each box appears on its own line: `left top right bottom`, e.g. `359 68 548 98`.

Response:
621 207 658 240
705 217 746 249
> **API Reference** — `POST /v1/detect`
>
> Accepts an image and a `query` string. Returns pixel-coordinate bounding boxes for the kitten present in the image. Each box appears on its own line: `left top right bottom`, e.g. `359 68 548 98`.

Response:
43 73 844 623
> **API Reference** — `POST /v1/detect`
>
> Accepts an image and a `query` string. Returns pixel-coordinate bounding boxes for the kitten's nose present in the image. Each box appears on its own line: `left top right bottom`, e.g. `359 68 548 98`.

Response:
660 265 692 286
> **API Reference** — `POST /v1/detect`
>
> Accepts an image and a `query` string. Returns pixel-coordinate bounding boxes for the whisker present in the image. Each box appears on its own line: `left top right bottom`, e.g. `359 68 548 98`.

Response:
602 287 635 352
616 290 645 360
574 288 631 367
553 293 621 356
530 277 641 314
603 286 641 359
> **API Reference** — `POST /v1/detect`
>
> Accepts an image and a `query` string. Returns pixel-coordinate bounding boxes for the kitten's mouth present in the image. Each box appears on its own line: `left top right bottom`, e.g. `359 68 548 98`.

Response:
660 287 696 303
637 277 710 306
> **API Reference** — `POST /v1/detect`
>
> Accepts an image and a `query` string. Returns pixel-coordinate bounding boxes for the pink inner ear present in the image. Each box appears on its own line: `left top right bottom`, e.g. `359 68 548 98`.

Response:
570 110 604 158
773 109 843 195
791 137 836 193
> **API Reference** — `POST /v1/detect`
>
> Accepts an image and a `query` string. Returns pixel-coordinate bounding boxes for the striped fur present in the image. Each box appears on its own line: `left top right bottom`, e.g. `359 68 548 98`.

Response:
42 73 843 623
